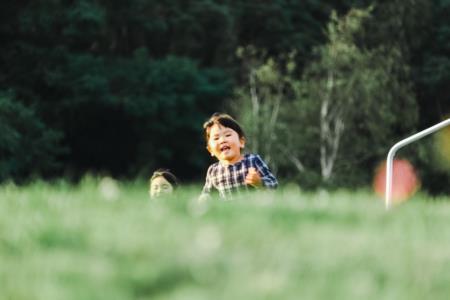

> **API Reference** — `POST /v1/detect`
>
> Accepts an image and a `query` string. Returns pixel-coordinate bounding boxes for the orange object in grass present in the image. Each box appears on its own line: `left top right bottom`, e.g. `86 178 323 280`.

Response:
373 159 420 204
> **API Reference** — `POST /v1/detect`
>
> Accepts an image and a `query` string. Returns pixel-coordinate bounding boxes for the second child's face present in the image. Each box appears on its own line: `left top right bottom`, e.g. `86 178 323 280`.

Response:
207 124 245 165
150 176 174 198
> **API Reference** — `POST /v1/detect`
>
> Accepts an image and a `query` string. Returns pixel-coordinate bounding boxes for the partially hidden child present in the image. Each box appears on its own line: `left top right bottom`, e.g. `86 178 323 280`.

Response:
149 169 179 199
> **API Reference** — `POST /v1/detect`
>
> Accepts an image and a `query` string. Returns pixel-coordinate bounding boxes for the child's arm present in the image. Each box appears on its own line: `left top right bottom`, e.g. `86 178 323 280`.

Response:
250 154 278 189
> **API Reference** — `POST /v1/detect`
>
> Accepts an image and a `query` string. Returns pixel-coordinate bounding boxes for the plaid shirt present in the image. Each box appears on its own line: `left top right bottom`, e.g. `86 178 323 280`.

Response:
201 153 278 199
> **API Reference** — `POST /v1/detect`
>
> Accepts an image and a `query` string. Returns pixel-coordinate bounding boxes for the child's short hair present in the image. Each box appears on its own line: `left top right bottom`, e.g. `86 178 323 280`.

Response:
150 169 179 188
203 112 245 143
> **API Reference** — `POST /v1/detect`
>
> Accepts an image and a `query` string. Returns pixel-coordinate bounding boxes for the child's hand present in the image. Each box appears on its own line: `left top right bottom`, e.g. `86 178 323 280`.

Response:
245 167 262 188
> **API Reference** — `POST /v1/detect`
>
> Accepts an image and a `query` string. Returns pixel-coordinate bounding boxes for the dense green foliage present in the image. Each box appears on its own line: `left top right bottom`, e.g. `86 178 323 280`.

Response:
232 6 426 189
1 180 450 299
231 3 450 192
0 92 63 181
0 0 449 192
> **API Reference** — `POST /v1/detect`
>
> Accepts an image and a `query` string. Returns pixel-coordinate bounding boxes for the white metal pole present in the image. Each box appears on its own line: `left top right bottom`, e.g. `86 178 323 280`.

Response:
385 118 450 210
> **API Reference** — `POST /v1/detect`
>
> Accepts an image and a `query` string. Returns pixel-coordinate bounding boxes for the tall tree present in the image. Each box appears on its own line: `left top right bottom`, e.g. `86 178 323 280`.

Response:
299 7 418 185
232 7 419 188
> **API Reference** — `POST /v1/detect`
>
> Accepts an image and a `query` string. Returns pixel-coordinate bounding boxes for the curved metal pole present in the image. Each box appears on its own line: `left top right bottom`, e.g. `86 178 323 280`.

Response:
386 118 450 210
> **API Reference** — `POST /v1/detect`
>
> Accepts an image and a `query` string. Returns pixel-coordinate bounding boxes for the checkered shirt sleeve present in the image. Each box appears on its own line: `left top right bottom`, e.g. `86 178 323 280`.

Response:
250 154 278 188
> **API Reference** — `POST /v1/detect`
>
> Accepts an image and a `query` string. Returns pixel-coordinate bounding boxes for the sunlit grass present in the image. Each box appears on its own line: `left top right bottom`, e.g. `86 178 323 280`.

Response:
1 178 450 300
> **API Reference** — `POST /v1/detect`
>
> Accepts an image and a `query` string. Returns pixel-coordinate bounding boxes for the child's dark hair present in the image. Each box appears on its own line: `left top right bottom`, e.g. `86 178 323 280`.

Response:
203 112 245 142
150 169 179 188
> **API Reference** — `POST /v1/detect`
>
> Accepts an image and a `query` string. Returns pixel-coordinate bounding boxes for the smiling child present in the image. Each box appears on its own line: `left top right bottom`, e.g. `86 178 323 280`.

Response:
200 113 278 200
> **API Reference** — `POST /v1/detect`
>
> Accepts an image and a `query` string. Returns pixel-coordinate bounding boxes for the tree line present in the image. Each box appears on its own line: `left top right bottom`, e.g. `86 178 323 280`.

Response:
0 0 449 194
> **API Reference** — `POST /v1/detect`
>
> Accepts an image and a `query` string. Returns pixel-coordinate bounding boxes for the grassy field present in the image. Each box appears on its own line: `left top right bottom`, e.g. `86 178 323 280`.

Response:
1 177 450 300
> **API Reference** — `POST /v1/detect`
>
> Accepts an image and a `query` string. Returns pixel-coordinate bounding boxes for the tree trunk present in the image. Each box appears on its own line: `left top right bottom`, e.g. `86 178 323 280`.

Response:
320 70 344 182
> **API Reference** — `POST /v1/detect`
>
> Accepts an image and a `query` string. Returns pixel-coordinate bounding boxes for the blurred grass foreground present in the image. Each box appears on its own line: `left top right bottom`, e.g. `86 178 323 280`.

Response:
1 178 450 300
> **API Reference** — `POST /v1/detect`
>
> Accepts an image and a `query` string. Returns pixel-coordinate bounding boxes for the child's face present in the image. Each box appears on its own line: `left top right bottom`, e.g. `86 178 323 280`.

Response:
150 176 174 198
207 123 245 164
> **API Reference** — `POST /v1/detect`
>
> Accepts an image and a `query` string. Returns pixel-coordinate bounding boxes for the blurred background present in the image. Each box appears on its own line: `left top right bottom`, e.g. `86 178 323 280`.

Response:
1 0 449 194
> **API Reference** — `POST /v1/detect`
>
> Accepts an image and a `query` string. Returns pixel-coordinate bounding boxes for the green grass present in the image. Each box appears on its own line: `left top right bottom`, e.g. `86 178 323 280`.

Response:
1 177 450 300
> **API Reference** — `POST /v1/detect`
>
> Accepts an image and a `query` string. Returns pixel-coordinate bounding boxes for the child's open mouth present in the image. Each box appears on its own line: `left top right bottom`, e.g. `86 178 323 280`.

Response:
220 145 231 153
